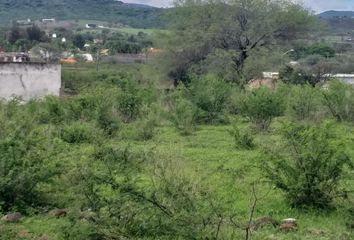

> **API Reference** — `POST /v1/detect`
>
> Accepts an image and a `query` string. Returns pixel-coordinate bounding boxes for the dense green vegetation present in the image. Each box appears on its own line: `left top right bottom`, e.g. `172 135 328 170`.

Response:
1 0 354 239
0 62 354 239
0 0 165 28
0 24 154 59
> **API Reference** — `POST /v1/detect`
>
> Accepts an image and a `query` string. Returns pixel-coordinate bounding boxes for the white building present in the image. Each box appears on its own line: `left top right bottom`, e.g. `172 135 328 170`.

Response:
42 18 56 23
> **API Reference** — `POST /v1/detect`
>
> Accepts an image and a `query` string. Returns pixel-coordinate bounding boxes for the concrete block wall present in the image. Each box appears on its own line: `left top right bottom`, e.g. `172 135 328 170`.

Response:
0 63 61 100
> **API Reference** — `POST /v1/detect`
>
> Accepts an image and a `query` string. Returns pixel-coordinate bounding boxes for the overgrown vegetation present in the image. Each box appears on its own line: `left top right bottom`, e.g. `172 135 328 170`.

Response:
1 0 354 239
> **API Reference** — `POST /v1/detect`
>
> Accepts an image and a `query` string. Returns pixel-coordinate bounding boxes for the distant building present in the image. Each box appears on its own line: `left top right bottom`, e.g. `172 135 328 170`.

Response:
94 39 103 44
100 49 109 56
262 71 354 85
61 37 66 43
52 33 57 38
61 58 77 64
80 53 94 62
16 19 32 25
86 24 97 29
42 18 56 23
0 52 30 63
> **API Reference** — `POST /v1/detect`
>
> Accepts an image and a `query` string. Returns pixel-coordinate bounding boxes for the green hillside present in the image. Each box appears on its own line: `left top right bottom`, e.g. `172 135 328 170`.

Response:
0 0 166 28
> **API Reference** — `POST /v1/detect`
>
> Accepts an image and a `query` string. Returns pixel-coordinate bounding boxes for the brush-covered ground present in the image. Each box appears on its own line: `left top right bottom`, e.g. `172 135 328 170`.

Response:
0 64 353 240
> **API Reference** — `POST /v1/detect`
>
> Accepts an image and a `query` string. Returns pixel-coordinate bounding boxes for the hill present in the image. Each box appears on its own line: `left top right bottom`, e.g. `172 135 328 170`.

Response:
317 11 354 32
0 0 166 28
318 10 354 19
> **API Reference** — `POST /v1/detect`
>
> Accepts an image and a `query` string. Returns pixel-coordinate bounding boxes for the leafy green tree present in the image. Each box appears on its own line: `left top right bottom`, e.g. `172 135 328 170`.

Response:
72 34 85 49
26 24 45 42
262 122 352 209
306 43 335 58
14 39 32 52
165 0 316 85
7 24 20 44
291 43 336 60
280 65 317 86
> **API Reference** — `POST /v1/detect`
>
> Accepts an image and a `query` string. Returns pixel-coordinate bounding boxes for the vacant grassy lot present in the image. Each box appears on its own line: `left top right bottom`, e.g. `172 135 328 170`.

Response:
0 120 353 239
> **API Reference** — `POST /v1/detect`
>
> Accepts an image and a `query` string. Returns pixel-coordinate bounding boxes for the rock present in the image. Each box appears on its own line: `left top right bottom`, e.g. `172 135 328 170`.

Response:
279 218 297 232
49 209 68 218
79 210 97 221
17 229 31 238
252 216 279 231
37 234 49 240
282 218 297 224
308 228 326 236
1 212 22 223
279 222 297 232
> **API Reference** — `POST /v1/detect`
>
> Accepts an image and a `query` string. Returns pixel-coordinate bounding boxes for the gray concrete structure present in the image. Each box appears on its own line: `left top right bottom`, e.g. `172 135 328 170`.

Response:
0 63 61 100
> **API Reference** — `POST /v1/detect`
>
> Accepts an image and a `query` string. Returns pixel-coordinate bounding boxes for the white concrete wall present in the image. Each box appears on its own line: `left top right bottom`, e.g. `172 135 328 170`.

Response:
0 63 61 100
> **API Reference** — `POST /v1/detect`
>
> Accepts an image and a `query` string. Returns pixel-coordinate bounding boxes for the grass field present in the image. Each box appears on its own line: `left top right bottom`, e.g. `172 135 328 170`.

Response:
73 19 165 35
1 119 353 239
0 62 353 239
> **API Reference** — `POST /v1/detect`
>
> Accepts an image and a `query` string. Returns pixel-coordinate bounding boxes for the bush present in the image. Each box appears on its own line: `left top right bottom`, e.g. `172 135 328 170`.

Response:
286 84 322 121
262 122 352 209
322 80 354 122
118 83 143 123
190 75 231 123
0 119 61 212
135 117 157 141
240 87 284 131
228 123 255 150
39 96 66 124
279 65 318 86
171 98 198 135
96 105 121 136
60 122 97 144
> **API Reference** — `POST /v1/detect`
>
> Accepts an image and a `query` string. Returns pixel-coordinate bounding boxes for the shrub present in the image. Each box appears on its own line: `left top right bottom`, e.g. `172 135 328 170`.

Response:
60 122 97 144
171 98 198 135
135 117 157 141
0 119 61 212
40 96 66 124
96 105 121 136
322 80 354 122
190 75 231 123
286 84 322 121
117 82 143 123
262 122 352 209
228 123 255 150
65 94 100 121
240 87 284 131
279 65 317 86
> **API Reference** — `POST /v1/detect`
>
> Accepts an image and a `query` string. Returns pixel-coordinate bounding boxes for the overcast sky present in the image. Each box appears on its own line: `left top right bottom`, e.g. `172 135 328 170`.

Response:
123 0 354 12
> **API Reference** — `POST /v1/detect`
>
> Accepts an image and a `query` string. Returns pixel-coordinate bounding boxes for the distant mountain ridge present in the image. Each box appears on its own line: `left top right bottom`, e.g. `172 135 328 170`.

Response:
318 10 354 19
0 0 166 28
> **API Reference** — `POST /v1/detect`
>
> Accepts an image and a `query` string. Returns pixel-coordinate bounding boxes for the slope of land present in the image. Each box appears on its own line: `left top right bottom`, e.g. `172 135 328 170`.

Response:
318 10 354 19
0 0 166 28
